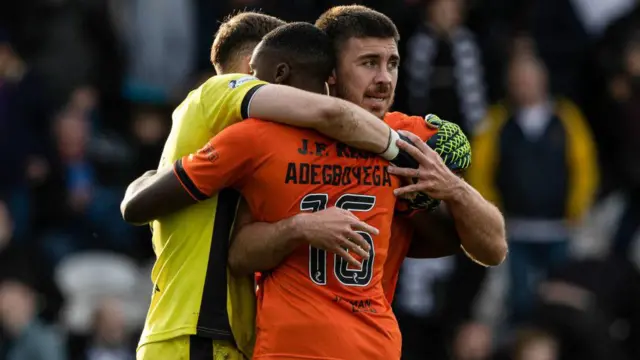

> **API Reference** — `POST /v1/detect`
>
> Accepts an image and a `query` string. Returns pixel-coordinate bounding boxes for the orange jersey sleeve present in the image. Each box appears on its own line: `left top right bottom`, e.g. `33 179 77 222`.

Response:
173 120 262 200
385 111 438 142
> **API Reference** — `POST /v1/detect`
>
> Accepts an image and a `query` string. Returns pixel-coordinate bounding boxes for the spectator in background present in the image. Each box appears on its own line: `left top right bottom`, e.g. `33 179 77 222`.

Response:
0 30 50 243
0 203 12 252
598 25 640 255
0 200 64 325
4 0 122 113
609 38 640 256
68 297 135 360
394 253 491 360
532 256 640 360
451 322 493 360
35 108 133 266
401 0 487 134
510 328 559 360
394 256 456 360
66 85 135 190
528 0 592 104
111 0 196 104
68 86 100 127
0 279 66 360
468 48 599 324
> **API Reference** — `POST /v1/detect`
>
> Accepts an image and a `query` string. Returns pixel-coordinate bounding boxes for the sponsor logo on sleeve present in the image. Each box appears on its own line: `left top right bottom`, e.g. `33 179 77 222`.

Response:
199 143 219 162
228 76 257 89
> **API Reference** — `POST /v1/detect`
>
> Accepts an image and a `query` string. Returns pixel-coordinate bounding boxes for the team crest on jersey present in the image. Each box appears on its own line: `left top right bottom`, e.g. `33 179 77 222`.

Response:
228 76 257 89
198 143 219 162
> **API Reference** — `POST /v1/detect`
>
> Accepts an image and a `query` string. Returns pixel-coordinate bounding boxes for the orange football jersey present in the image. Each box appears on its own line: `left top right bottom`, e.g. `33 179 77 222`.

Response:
175 113 435 359
383 218 414 303
177 119 401 360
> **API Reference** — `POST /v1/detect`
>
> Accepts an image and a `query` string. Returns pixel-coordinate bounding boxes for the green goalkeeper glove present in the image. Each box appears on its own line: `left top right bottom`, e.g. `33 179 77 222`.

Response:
396 114 472 214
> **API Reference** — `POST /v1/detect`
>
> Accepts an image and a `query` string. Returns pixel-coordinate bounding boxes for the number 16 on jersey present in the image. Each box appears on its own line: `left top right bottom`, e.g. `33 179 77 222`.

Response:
300 193 376 287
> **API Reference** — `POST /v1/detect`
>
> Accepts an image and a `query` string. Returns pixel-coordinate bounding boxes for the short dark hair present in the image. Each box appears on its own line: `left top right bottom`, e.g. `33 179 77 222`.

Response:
261 22 335 81
211 11 285 73
315 5 400 52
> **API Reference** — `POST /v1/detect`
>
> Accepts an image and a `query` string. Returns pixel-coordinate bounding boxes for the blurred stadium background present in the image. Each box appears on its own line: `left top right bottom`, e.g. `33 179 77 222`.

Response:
1 0 639 359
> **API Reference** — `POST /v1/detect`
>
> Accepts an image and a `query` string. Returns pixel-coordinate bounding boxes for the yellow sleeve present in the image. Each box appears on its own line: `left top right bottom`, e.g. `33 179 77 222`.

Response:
159 74 267 168
466 104 507 209
159 89 208 168
199 73 268 134
557 99 600 222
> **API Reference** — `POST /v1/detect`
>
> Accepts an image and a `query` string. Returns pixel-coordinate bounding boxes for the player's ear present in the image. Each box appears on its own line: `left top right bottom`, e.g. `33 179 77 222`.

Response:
327 69 337 85
274 63 290 84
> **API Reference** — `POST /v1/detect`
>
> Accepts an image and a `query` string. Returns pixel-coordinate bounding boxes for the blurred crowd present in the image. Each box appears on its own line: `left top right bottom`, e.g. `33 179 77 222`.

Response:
0 0 639 359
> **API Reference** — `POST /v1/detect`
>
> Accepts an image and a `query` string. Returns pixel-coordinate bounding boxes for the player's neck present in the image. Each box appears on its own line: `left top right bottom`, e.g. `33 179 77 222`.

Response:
287 81 325 95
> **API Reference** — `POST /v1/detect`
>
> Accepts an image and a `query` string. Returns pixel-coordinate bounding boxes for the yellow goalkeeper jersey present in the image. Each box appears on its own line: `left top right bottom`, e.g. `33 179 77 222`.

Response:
138 73 267 358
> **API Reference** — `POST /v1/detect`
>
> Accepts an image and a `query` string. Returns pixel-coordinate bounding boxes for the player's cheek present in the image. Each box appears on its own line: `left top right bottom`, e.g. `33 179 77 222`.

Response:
350 68 368 95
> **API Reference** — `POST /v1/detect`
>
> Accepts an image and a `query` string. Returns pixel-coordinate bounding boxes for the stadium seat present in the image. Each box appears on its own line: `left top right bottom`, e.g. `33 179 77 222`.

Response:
54 251 148 333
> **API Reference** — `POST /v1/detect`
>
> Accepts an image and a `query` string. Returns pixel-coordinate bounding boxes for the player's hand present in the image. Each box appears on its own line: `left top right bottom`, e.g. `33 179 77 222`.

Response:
297 207 379 268
388 131 464 201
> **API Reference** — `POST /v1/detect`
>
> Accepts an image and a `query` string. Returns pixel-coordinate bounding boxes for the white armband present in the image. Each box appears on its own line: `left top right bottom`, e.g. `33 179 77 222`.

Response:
379 129 400 161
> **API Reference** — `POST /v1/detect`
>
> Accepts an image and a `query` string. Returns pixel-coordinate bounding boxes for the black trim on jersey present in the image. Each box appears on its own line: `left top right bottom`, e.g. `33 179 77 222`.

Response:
240 83 267 119
196 188 241 340
189 336 213 360
175 159 209 201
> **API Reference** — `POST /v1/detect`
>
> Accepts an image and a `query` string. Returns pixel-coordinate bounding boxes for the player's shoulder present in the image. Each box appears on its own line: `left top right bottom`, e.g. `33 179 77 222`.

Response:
242 117 302 134
243 117 319 146
227 118 302 157
385 112 438 142
384 111 423 129
233 117 284 138
383 111 407 125
384 111 427 132
241 117 270 128
199 73 260 92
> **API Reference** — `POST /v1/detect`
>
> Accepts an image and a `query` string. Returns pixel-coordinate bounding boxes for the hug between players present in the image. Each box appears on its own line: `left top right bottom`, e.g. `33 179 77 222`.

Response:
2 1 639 360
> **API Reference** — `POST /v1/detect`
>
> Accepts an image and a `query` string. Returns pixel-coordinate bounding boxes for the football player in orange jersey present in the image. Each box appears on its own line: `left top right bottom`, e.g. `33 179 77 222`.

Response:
231 5 507 305
318 6 506 300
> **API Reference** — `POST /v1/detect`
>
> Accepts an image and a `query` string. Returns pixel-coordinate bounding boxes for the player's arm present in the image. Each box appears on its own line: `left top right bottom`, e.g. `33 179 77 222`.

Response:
121 124 256 225
439 182 506 267
228 205 376 276
249 85 405 159
391 132 507 266
121 167 195 225
228 200 306 275
220 77 418 168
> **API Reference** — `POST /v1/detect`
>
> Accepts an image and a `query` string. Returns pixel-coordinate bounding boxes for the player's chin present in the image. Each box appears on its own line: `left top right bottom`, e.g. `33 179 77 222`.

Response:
362 99 391 119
